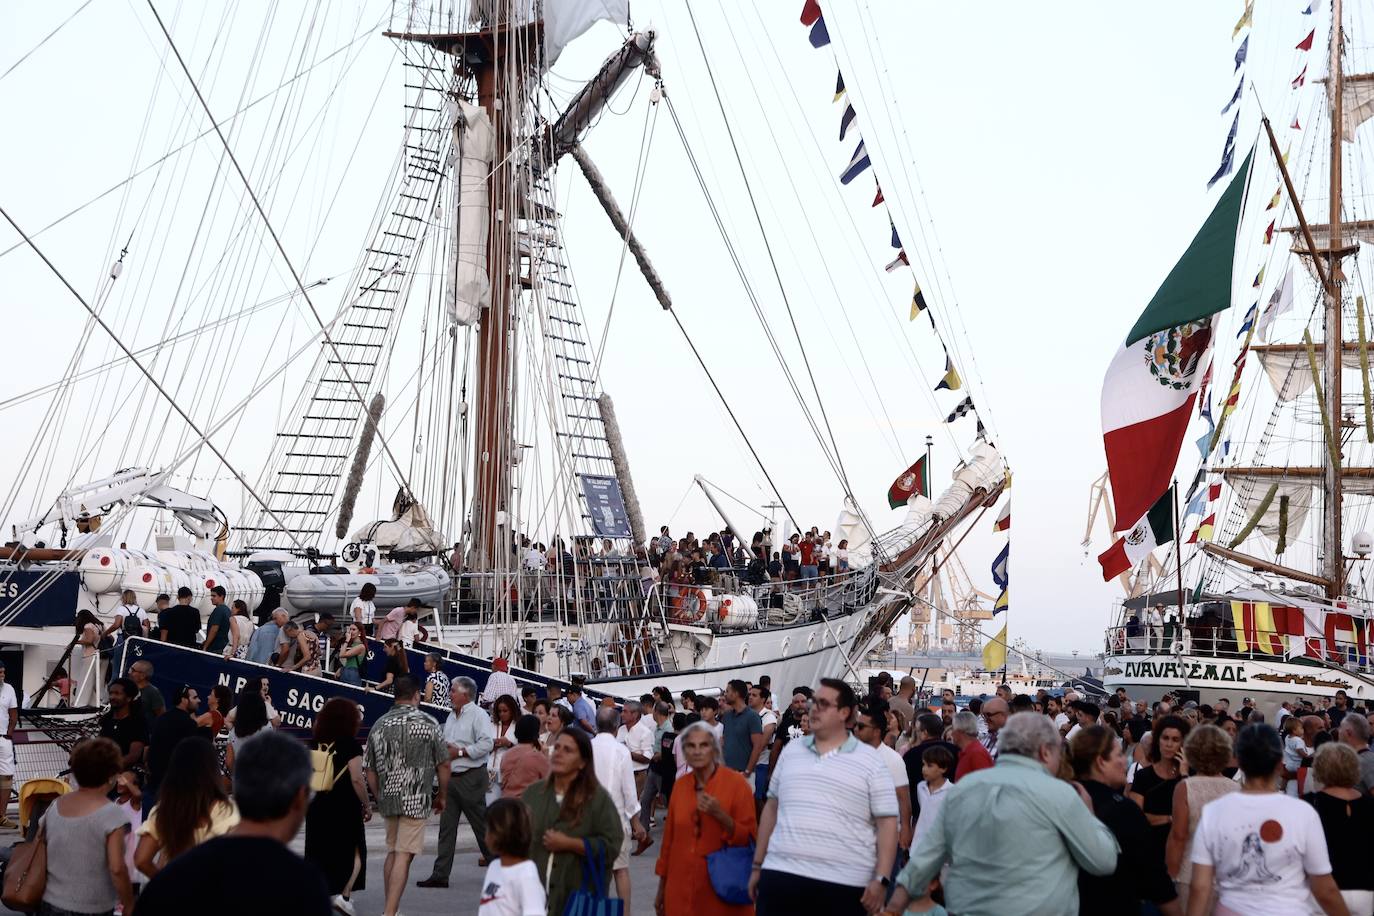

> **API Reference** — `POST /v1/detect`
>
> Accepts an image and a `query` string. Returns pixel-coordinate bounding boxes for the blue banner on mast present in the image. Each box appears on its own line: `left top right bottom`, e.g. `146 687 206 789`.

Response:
579 475 632 538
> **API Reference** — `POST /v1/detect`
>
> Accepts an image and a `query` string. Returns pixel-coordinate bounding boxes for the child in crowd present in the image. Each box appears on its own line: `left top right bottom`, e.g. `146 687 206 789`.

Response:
478 798 546 915
913 746 953 848
1280 715 1311 795
113 770 144 911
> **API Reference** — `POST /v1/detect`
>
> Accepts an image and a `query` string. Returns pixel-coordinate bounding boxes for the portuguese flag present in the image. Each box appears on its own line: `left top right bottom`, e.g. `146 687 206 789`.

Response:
887 455 930 509
1101 150 1252 529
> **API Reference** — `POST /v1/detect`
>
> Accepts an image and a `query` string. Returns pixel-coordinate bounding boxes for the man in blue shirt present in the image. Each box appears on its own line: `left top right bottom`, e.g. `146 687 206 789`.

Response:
246 608 288 664
202 586 231 654
891 711 1118 915
568 681 596 733
720 679 763 773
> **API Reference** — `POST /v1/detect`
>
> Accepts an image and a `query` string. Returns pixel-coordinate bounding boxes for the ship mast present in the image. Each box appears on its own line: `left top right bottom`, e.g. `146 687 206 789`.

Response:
385 18 537 570
1325 0 1346 599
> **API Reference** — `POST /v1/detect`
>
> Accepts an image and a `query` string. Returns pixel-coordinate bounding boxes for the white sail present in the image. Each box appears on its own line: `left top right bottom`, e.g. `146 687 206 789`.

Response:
447 100 494 327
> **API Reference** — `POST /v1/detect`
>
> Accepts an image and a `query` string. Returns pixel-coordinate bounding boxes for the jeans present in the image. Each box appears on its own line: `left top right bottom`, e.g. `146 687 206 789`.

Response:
340 667 362 687
754 763 770 802
800 565 818 581
638 769 661 832
428 767 491 878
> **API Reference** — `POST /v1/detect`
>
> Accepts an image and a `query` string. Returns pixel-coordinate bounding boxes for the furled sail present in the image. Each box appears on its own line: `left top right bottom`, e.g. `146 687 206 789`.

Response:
1257 350 1363 400
447 100 494 327
1341 76 1374 142
1235 482 1314 550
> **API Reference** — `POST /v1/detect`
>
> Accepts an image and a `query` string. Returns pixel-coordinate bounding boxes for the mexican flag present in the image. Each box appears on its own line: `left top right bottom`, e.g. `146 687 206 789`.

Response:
1102 150 1252 529
1098 487 1174 581
887 455 930 509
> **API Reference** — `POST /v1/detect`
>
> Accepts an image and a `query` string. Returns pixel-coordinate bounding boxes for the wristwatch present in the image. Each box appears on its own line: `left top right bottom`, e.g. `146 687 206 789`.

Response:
874 875 891 888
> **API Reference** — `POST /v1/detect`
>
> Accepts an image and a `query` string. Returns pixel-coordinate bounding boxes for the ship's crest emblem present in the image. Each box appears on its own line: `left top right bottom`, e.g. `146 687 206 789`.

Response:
1144 320 1212 391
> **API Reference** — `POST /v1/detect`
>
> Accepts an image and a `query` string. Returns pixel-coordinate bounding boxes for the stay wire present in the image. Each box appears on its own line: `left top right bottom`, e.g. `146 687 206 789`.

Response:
683 2 862 512
144 0 417 502
0 204 305 548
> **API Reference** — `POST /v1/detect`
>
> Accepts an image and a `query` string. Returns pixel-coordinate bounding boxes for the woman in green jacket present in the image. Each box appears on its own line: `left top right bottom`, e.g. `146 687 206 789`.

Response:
522 728 623 914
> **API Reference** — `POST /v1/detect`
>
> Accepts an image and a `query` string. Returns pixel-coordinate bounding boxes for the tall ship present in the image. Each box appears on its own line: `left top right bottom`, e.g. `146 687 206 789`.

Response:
1099 0 1374 712
0 1 1007 727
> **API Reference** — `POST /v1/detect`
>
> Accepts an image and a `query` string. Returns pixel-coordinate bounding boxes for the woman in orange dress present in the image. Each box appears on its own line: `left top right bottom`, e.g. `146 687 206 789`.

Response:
654 721 758 916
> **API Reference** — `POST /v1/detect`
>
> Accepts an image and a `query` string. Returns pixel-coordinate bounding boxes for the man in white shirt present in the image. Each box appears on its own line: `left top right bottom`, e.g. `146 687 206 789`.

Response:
1148 604 1165 652
480 658 521 708
856 699 912 859
0 662 19 829
616 700 657 839
750 684 779 814
592 707 648 909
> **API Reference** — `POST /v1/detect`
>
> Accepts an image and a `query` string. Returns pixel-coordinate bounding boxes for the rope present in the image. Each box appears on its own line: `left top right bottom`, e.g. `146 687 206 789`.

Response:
683 2 862 515
0 204 305 549
144 0 417 502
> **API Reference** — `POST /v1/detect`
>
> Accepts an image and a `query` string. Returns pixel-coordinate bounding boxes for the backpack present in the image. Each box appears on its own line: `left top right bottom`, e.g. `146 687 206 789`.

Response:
309 742 347 792
121 608 145 638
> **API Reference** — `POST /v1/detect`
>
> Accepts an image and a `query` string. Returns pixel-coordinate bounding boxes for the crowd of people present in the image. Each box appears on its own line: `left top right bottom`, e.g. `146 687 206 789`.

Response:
29 658 1374 915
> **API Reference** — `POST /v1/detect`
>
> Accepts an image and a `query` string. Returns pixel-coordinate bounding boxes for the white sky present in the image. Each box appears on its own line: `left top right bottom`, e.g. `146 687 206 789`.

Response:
0 1 1338 654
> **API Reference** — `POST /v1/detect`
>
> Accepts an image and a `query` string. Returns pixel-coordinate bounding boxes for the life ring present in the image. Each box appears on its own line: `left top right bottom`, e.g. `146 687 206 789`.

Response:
1169 640 1186 656
684 588 707 622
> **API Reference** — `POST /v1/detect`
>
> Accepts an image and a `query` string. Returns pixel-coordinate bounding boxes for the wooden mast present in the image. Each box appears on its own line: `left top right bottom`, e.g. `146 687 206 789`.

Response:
470 32 515 571
1326 0 1346 598
385 20 538 570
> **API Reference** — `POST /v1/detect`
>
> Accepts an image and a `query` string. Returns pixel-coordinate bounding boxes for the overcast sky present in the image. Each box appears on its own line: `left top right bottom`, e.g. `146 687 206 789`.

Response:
0 1 1339 654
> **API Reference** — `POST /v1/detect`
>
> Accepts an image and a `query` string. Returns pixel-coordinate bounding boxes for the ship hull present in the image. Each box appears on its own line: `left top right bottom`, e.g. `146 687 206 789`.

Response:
1103 652 1374 715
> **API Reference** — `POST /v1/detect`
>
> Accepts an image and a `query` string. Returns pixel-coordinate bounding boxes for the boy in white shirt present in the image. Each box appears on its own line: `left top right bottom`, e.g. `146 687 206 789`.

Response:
479 799 546 916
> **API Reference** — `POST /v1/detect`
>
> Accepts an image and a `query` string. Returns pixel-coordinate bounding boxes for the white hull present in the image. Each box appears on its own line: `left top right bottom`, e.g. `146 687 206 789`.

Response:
434 606 882 698
1103 653 1374 716
592 609 881 698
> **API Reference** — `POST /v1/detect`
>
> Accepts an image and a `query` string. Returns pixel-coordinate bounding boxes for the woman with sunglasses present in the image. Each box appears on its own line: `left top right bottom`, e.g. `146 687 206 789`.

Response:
654 720 758 916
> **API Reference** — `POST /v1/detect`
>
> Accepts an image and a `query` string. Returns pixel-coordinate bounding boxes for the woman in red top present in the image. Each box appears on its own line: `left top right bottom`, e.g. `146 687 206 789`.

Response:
654 721 757 916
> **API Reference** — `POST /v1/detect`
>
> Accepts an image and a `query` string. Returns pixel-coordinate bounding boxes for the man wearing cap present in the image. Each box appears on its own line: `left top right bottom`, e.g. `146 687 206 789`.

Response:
1148 603 1165 652
378 599 423 642
481 657 520 707
159 587 201 649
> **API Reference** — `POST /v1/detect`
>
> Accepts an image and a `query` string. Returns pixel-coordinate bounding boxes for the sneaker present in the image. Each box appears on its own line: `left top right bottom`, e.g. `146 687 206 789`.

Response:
0 816 17 831
415 878 449 889
331 896 357 916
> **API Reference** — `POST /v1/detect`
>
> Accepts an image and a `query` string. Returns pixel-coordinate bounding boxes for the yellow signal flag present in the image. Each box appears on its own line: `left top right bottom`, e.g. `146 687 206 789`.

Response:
1232 0 1252 38
982 623 1008 671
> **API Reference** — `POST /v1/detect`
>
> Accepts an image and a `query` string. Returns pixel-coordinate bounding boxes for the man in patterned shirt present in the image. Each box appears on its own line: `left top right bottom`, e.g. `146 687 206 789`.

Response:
366 675 449 916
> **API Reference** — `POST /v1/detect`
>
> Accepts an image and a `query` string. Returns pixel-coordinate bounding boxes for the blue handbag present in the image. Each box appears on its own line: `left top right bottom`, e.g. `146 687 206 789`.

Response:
562 838 624 916
706 839 756 905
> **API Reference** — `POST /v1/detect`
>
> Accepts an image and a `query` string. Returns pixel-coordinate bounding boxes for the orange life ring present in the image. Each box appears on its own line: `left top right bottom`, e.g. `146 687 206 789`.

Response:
684 588 707 622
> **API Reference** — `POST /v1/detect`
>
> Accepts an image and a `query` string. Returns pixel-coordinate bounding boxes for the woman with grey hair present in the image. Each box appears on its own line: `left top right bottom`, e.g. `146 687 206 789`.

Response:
653 721 757 916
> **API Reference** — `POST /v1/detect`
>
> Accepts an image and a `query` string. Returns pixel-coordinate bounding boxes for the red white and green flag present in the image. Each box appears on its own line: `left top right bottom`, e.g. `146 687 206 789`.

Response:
1098 487 1175 581
887 456 930 509
1101 149 1252 529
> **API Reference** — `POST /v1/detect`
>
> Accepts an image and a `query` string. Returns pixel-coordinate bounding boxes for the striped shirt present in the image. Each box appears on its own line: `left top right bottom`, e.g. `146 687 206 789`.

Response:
765 734 898 887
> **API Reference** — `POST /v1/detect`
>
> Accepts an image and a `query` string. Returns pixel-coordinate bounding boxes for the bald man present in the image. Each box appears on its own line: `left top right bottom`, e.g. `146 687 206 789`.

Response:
980 697 1009 757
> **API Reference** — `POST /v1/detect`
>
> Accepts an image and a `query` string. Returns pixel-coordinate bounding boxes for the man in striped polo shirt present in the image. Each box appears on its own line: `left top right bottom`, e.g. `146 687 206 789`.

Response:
750 678 898 916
